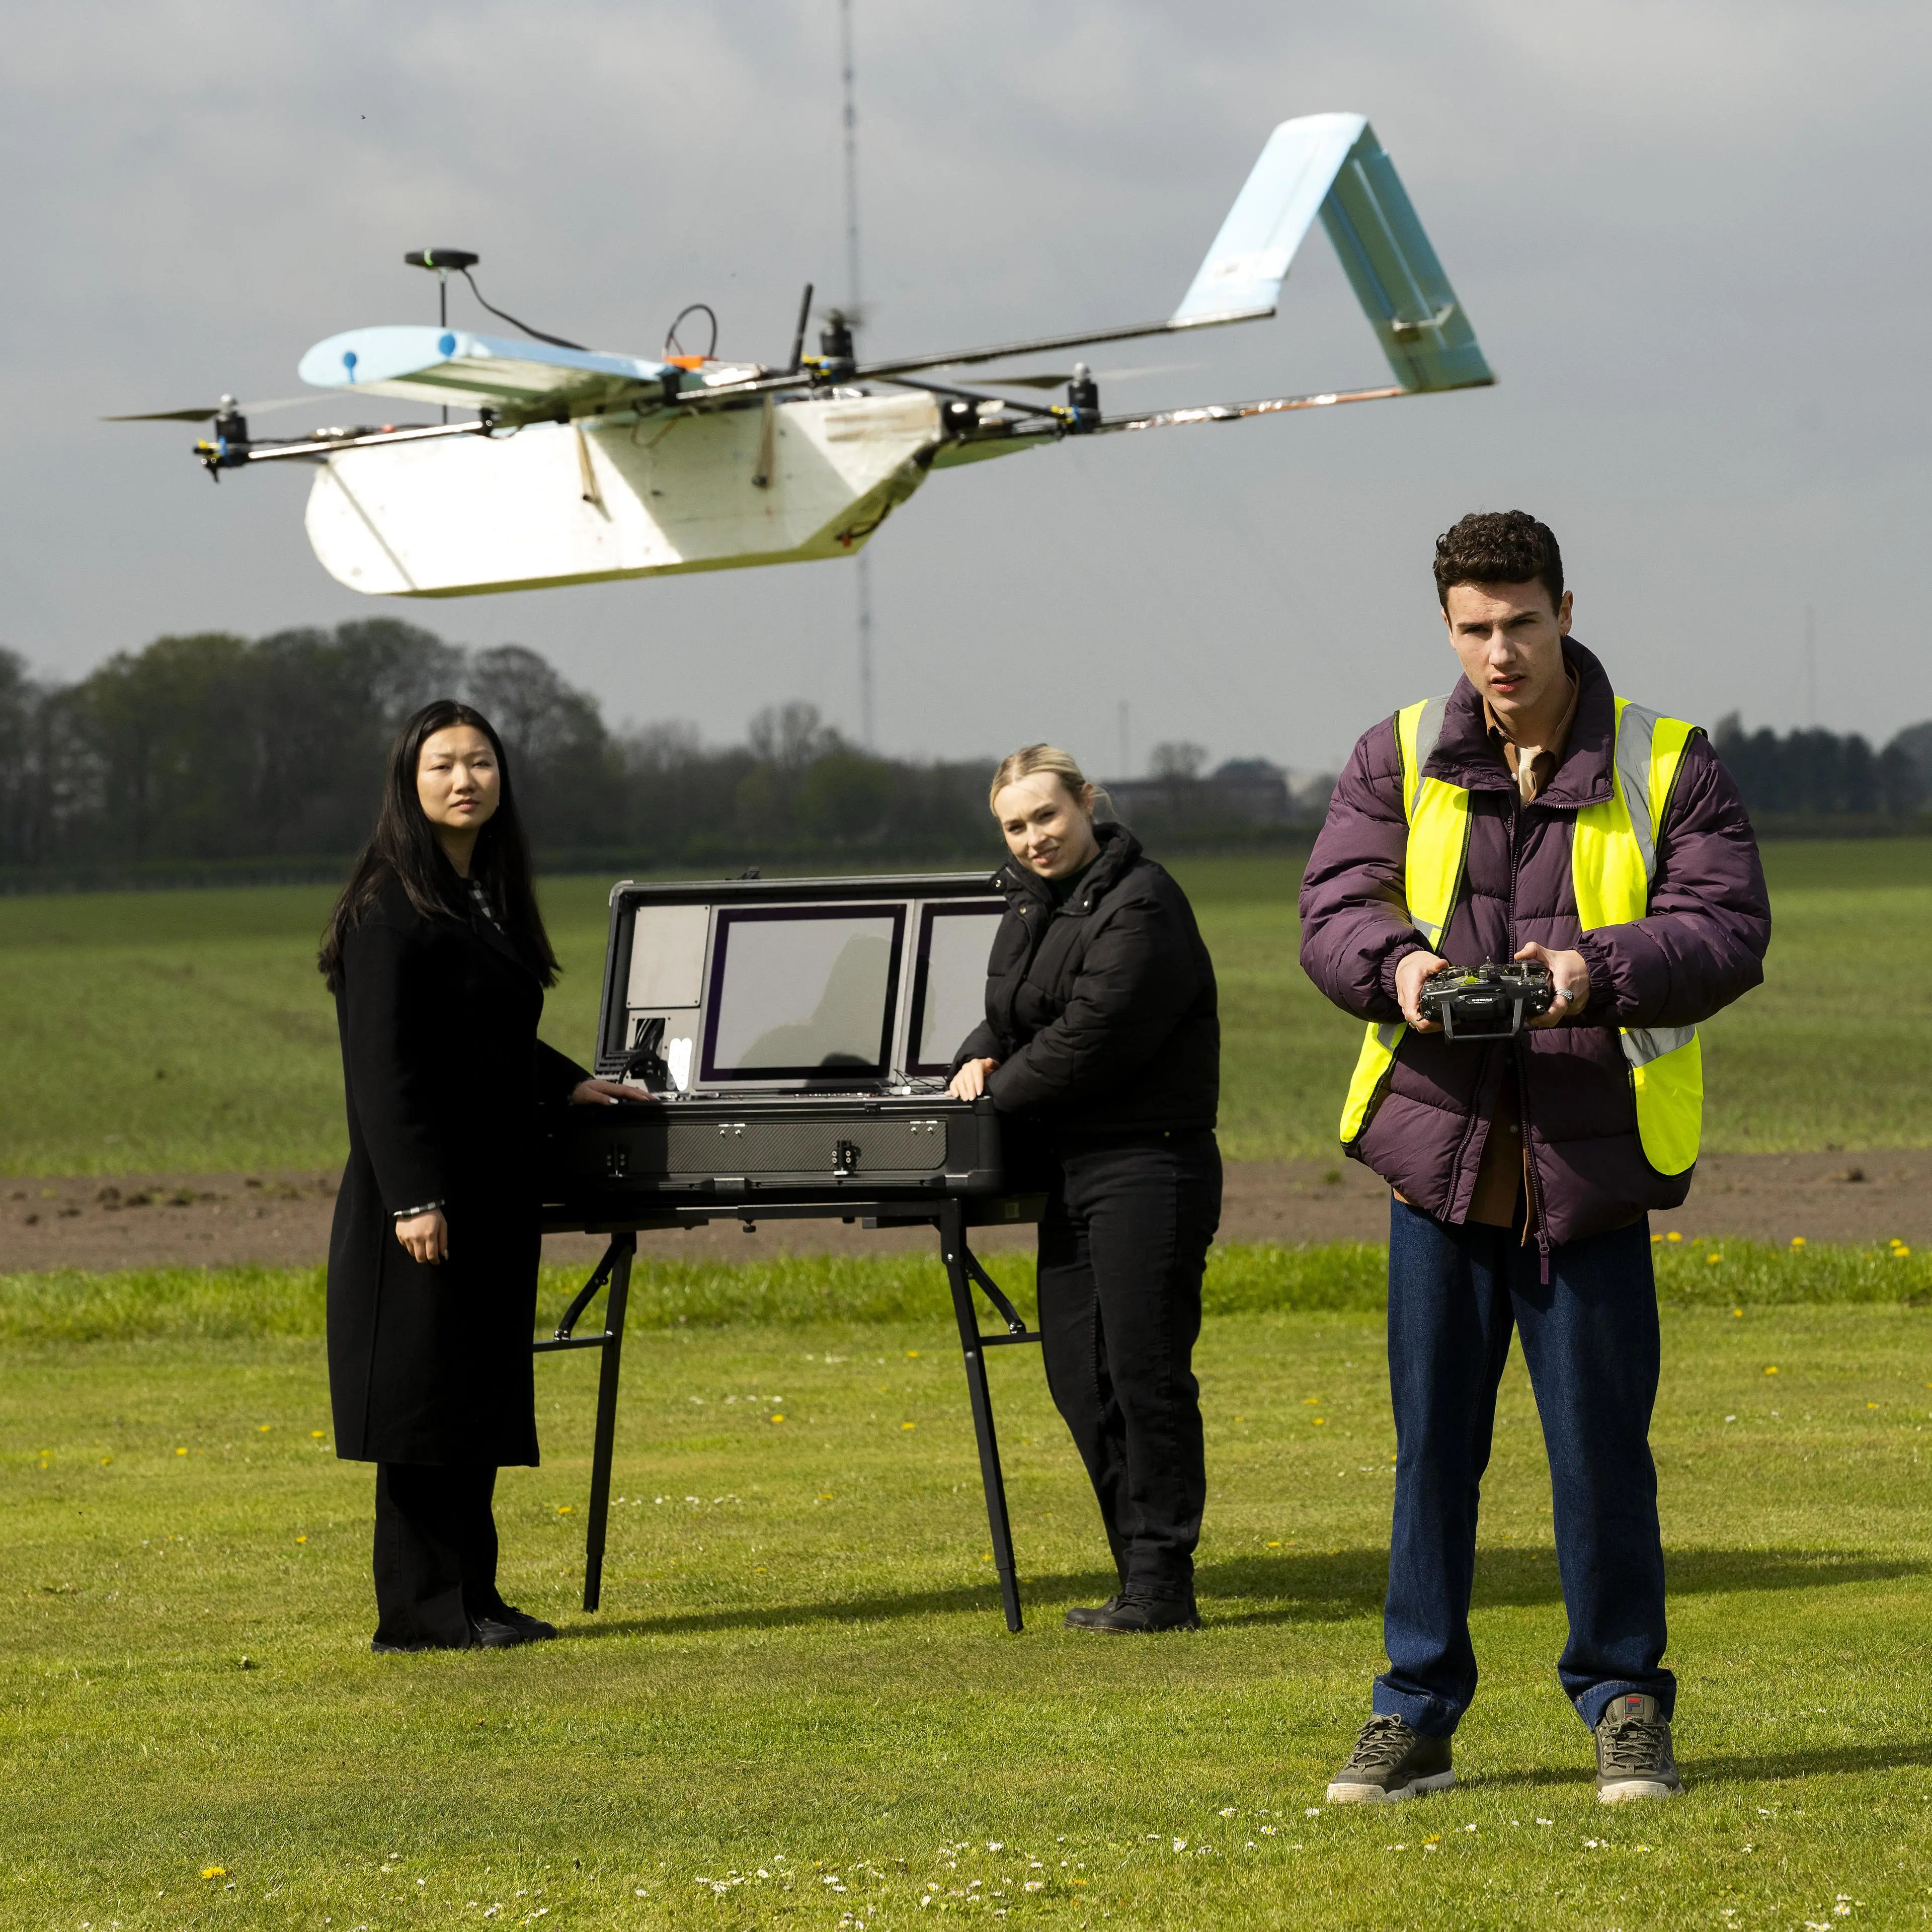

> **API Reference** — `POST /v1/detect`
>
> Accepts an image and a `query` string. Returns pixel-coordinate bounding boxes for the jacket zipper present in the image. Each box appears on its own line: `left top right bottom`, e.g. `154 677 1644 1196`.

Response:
1503 784 1553 1284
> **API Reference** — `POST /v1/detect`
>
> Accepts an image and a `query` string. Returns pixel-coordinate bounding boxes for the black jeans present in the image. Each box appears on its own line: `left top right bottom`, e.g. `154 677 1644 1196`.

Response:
1375 1198 1673 1735
372 1463 506 1648
1036 1129 1222 1598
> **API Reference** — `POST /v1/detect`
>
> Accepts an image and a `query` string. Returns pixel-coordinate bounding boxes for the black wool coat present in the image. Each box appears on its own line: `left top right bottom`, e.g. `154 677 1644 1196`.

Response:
326 875 588 1466
954 822 1220 1134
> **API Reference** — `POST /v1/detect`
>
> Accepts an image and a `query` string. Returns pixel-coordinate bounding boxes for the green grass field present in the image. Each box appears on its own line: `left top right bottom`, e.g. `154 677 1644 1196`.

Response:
6 1250 1932 1931
2 840 1930 1175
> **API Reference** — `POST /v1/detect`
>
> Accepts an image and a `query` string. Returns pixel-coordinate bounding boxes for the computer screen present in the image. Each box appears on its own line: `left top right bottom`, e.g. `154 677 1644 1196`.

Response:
701 906 905 1082
908 901 1005 1074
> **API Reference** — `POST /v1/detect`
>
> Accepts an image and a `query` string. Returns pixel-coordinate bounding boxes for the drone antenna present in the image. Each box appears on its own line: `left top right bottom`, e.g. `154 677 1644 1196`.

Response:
664 303 718 362
787 282 815 372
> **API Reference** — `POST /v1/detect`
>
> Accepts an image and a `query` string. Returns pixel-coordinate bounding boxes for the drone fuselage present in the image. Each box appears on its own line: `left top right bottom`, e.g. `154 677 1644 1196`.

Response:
304 391 957 597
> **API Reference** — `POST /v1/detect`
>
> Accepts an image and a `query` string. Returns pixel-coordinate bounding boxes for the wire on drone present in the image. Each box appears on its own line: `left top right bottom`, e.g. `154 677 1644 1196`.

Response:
457 269 587 352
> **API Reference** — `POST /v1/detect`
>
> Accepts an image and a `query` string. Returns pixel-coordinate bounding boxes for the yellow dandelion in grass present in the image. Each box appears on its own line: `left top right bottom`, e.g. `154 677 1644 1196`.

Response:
175 1447 188 1457
1650 1233 1663 1245
1764 1365 1780 1376
310 1430 327 1439
258 1424 271 1433
906 1350 920 1358
769 1414 785 1424
1790 1236 1807 1249
295 1535 308 1545
901 1421 916 1431
101 1456 112 1466
1665 1231 1682 1243
1892 1245 1912 1259
1266 1540 1282 1548
1313 1417 1327 1426
200 1867 226 1881
556 1505 574 1515
1706 1253 1722 1266
1732 1308 1744 1318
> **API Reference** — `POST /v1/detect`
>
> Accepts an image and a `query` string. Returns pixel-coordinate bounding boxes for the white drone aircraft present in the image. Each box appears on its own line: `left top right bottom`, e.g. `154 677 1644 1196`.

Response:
113 114 1491 600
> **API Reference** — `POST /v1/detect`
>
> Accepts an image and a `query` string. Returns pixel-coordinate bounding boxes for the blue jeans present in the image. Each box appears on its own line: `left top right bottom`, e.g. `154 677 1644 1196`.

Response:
1373 1197 1674 1735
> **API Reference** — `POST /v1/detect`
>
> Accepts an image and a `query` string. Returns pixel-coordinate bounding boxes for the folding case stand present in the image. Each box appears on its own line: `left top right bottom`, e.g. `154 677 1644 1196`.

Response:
535 1194 1044 1631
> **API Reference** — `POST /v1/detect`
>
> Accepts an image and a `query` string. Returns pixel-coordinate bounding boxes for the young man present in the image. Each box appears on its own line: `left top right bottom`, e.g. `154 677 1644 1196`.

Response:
1298 511 1769 1804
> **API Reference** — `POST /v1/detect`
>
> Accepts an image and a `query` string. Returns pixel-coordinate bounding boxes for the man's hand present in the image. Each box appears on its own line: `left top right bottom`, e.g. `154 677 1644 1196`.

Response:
571 1078 656 1104
947 1057 1000 1100
1394 950 1450 1032
1515 941 1592 1027
395 1208 448 1265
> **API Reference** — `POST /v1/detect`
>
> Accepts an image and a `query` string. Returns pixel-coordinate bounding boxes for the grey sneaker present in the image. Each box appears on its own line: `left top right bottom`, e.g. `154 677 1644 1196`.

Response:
1594 1693 1683 1802
1325 1714 1455 1804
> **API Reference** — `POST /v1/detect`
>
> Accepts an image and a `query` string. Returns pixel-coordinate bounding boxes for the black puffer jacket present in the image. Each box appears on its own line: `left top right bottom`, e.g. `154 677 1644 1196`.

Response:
953 822 1219 1133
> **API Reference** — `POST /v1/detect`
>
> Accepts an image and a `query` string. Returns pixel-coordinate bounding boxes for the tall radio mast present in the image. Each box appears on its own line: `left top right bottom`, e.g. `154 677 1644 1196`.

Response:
838 0 875 749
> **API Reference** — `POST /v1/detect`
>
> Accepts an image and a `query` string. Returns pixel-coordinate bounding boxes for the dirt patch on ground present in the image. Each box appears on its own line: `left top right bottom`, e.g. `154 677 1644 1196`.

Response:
3 1150 1926 1275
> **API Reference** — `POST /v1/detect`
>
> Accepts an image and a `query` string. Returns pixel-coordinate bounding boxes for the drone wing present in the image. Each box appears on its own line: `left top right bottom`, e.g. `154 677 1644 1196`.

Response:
681 112 1489 406
1175 113 1490 391
295 326 674 418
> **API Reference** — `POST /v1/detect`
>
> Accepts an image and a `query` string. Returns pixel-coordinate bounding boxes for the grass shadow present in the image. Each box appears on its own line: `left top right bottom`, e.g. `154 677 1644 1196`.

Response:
1475 1738 1932 1792
1200 1546 1923 1625
571 1547 1923 1641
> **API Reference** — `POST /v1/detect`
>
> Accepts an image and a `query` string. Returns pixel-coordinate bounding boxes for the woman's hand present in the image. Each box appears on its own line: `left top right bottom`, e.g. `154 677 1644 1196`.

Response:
570 1078 657 1104
947 1057 1000 1101
395 1209 448 1265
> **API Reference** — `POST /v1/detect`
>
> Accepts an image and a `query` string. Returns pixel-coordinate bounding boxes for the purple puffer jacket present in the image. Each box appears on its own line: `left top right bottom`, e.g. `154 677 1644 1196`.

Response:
1298 639 1770 1248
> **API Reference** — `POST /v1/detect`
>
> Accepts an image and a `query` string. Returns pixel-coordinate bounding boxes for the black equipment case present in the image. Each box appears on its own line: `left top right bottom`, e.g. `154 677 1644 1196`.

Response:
539 869 1012 1218
535 869 1051 1635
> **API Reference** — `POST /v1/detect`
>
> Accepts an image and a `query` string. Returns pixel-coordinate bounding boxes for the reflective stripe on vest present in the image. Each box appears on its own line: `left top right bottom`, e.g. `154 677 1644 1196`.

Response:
1337 693 1704 1176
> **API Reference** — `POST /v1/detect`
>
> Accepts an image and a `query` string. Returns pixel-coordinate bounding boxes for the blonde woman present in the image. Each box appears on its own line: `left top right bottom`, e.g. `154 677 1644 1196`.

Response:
949 745 1221 1632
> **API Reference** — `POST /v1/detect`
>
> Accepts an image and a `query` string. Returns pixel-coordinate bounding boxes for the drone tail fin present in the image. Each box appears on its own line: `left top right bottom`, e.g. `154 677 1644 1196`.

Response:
1171 113 1492 393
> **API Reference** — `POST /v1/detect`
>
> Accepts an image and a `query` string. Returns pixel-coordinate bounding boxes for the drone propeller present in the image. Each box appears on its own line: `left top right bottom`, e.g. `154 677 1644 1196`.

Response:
102 395 314 424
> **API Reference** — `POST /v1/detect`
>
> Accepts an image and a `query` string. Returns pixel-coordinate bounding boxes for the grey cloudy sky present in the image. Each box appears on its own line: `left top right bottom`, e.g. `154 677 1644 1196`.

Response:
4 0 1927 774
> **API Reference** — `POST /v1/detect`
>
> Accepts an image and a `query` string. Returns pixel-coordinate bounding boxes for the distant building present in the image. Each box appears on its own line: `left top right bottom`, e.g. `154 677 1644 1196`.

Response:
1102 758 1336 836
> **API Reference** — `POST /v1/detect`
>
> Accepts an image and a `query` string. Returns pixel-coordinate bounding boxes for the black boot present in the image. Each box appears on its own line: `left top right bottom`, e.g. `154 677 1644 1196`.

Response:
1064 1587 1200 1633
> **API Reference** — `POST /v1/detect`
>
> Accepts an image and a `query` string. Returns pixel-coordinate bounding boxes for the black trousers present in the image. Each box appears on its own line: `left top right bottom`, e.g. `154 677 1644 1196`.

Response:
372 1462 506 1648
1035 1129 1222 1598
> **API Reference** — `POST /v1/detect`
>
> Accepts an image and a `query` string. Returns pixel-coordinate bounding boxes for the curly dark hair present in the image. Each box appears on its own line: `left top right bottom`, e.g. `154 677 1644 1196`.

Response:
1432 510 1564 612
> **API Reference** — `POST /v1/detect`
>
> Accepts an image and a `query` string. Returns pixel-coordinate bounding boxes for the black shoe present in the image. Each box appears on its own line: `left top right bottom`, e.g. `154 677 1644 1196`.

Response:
1325 1715 1455 1804
492 1603 559 1642
1594 1693 1683 1803
470 1615 544 1649
1063 1588 1200 1633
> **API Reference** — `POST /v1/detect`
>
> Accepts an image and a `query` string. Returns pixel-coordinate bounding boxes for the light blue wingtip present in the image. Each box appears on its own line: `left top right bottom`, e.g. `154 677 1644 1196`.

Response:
1320 125 1493 392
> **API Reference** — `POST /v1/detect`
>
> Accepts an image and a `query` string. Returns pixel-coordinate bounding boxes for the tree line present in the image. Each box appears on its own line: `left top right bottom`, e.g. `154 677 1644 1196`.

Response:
0 619 996 877
1712 713 1927 820
1 621 1925 881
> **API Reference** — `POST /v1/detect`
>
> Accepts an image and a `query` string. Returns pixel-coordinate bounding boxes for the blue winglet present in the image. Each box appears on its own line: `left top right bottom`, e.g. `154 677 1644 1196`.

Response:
1171 114 1491 392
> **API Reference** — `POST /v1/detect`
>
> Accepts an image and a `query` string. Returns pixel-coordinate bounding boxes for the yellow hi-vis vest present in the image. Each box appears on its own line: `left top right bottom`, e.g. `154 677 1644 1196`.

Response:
1337 693 1704 1176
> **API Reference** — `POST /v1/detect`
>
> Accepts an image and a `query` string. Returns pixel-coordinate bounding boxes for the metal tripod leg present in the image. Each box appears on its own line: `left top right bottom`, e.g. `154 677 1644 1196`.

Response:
938 1198 1023 1632
581 1232 635 1612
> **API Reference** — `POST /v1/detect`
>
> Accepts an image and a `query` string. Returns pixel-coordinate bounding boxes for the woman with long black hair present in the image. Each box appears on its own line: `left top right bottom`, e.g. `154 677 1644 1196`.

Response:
318 700 641 1653
949 744 1222 1633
